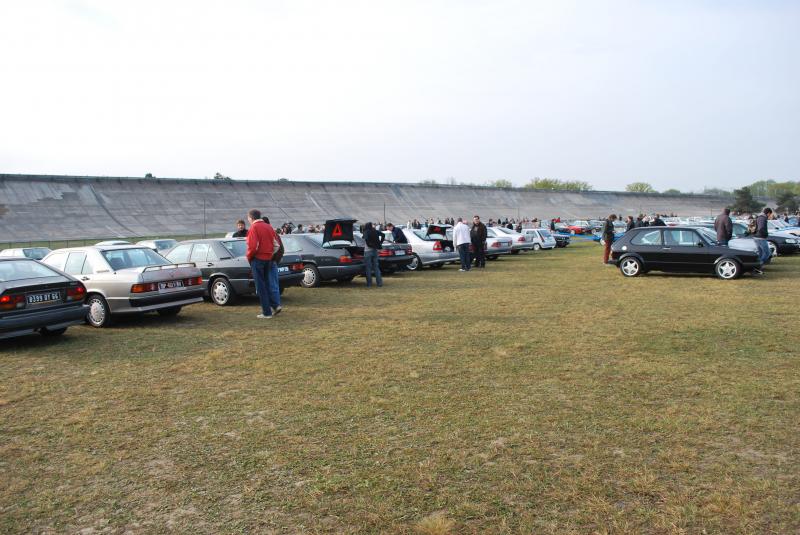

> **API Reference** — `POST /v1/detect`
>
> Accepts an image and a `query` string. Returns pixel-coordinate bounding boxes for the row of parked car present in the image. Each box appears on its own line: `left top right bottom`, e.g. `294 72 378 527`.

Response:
0 219 567 341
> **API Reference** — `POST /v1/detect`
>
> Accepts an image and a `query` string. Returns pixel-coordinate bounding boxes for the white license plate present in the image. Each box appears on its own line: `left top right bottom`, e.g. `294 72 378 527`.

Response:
395 250 406 256
158 280 184 292
278 266 289 272
27 291 61 304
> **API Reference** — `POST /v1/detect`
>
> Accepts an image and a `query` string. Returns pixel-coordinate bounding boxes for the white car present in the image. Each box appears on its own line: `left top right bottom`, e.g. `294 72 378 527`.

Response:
0 247 52 260
492 227 535 253
520 228 557 250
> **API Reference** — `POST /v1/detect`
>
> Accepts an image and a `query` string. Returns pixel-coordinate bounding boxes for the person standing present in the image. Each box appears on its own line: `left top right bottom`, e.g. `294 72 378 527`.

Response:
386 222 407 243
714 208 733 245
625 215 635 232
453 217 472 272
471 215 487 268
602 214 618 265
362 222 384 288
245 209 281 319
232 219 248 238
755 207 772 238
652 214 666 226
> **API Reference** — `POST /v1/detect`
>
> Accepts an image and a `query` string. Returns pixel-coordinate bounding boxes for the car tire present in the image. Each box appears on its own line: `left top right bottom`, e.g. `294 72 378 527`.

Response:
301 264 321 288
210 277 236 306
715 259 741 280
40 326 67 337
86 294 113 328
767 241 778 257
533 243 541 251
407 254 422 271
157 306 182 317
336 276 355 283
619 257 642 277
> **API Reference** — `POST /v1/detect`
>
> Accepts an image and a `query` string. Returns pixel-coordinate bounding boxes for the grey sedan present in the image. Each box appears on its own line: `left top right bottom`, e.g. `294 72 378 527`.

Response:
400 225 459 270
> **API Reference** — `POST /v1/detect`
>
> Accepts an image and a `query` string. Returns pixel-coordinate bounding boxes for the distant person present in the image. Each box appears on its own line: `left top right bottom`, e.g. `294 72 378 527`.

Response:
232 219 248 238
550 219 556 231
245 209 281 319
453 217 472 272
714 208 733 245
362 222 384 288
625 215 635 232
386 223 407 244
471 215 487 269
755 208 771 238
652 214 665 226
293 224 304 234
602 214 618 265
635 215 644 228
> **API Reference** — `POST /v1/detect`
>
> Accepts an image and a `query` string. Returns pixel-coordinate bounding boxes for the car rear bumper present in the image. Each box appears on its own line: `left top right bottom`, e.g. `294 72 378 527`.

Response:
121 288 205 312
0 304 88 340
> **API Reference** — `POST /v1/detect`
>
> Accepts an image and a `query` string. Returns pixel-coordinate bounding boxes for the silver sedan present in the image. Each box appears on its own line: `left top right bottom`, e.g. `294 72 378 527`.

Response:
399 226 459 270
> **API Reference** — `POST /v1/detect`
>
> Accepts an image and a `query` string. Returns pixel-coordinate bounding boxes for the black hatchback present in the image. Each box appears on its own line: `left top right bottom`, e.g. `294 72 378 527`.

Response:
0 258 88 340
610 226 763 280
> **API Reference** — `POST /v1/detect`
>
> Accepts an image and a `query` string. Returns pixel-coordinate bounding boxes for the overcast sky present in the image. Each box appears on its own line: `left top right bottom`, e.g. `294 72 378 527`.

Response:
1 0 798 191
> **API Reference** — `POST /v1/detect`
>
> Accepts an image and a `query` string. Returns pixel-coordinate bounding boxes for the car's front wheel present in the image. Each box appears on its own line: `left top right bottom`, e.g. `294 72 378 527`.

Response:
86 294 112 328
619 257 642 277
715 259 741 280
210 277 236 306
533 243 541 251
301 264 321 288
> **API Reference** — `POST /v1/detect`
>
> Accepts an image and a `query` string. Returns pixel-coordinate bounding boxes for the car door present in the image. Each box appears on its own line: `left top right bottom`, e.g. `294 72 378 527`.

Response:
63 251 94 283
661 229 705 271
189 243 213 280
629 229 666 269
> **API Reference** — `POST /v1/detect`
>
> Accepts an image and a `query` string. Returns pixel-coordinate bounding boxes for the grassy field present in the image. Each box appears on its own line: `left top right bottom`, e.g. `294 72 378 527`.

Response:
1 242 798 534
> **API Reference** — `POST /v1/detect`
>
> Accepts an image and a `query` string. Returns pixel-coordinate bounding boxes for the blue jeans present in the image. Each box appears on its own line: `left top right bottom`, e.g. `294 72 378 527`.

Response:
457 243 471 270
251 259 280 315
364 249 382 287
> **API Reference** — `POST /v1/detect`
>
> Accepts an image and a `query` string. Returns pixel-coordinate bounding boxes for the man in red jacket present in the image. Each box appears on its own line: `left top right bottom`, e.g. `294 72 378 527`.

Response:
246 209 282 319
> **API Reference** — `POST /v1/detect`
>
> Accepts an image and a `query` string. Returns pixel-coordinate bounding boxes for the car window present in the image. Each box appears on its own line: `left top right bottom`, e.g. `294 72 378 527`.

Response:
279 236 303 253
64 252 87 275
165 244 192 263
23 248 51 260
631 230 662 246
539 230 552 238
102 248 170 270
732 223 747 238
43 252 67 270
664 229 699 246
190 243 210 262
220 240 247 258
0 260 61 282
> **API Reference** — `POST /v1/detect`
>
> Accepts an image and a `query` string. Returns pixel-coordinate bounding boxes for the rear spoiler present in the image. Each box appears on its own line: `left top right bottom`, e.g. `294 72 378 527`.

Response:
143 262 196 272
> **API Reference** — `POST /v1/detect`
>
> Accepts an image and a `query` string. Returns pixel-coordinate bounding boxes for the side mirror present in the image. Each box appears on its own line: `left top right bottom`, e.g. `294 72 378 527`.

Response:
696 242 704 248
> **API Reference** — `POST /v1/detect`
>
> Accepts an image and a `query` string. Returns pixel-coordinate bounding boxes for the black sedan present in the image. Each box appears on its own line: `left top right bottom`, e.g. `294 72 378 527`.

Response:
280 229 365 288
0 258 88 339
553 233 571 248
610 226 763 280
164 238 304 305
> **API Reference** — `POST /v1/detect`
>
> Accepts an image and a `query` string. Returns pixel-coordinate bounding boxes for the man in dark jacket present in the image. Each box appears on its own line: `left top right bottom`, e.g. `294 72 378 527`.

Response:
385 223 407 243
651 214 666 226
602 214 618 265
232 219 248 238
471 215 488 268
755 208 772 238
625 216 635 232
362 222 384 288
714 208 733 245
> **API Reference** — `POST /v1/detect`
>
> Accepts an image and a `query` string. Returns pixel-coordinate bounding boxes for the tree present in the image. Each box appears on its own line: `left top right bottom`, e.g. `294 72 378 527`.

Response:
662 188 681 195
213 172 231 180
144 173 155 179
625 182 655 193
702 187 732 196
729 186 764 214
524 177 592 191
419 179 438 185
487 179 513 188
775 190 799 213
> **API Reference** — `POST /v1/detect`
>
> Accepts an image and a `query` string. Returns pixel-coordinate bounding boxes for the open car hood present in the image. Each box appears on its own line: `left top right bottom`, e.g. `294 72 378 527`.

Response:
322 218 357 248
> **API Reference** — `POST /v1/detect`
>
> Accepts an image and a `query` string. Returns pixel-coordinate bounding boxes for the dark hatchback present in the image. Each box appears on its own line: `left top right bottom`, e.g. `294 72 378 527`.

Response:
0 258 88 340
163 238 304 305
610 226 763 280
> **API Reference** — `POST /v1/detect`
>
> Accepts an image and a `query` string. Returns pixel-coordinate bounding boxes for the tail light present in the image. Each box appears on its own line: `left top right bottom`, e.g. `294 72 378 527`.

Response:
406 247 413 254
432 241 442 252
517 237 526 242
0 294 25 310
491 241 502 248
65 283 86 302
184 276 203 286
131 282 158 293
378 249 392 257
290 263 304 271
339 255 353 264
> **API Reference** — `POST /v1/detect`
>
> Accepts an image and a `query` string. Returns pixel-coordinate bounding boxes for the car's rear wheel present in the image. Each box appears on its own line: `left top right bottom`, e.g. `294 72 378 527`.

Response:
40 327 67 337
157 306 182 317
767 241 778 257
86 294 112 328
716 259 741 280
210 277 236 306
407 254 422 271
619 257 642 277
301 264 320 288
533 243 541 251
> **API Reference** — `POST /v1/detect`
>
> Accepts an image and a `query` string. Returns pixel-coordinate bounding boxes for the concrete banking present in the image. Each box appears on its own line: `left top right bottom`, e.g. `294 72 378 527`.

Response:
0 174 734 242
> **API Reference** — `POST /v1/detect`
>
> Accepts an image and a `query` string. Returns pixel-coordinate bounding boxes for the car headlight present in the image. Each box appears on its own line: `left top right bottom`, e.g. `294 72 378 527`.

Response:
786 238 798 244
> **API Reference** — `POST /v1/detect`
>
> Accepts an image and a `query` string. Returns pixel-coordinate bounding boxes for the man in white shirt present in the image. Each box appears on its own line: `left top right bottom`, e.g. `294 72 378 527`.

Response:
453 217 472 272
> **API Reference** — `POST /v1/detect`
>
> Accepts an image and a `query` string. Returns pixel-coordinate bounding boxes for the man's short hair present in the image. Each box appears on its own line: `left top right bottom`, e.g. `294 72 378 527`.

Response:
764 207 773 214
236 219 245 226
248 208 261 220
723 208 731 215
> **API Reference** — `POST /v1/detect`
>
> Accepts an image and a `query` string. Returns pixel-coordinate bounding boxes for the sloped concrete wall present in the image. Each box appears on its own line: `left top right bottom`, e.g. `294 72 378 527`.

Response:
0 174 733 241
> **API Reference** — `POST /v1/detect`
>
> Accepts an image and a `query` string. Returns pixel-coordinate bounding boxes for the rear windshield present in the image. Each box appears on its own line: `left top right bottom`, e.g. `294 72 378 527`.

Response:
101 248 170 270
23 248 51 260
0 260 60 282
538 230 552 238
414 230 445 240
154 240 177 251
221 240 247 258
279 235 304 253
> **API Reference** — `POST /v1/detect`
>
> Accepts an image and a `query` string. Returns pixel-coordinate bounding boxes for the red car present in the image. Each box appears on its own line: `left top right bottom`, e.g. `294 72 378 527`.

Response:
564 220 592 234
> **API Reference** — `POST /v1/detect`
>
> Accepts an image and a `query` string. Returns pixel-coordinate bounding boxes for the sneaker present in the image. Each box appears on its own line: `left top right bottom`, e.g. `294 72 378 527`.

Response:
459 268 465 272
256 314 273 319
272 306 283 316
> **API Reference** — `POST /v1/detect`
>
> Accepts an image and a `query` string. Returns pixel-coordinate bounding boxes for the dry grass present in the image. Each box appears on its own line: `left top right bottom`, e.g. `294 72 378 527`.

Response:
1 241 798 534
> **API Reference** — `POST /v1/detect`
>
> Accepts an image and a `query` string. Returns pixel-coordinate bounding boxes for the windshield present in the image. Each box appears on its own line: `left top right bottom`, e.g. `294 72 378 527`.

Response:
221 240 247 258
0 260 61 282
696 228 718 243
23 248 51 260
154 240 177 251
538 230 552 238
101 248 171 270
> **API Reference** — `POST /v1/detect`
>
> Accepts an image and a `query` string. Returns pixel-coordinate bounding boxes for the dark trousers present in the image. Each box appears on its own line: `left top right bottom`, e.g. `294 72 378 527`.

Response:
251 258 280 315
457 243 471 270
603 240 612 264
472 243 485 267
